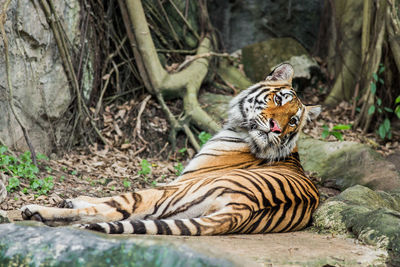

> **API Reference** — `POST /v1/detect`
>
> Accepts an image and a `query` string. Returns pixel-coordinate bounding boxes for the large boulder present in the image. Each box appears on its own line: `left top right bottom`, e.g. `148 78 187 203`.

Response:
0 223 235 266
242 38 319 82
313 185 400 266
0 0 91 154
298 135 400 191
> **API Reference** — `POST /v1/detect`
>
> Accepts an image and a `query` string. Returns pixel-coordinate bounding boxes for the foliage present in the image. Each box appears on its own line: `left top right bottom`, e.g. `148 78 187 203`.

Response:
0 146 53 195
321 124 352 141
367 65 397 140
198 131 212 147
174 162 184 176
138 159 151 176
123 179 131 188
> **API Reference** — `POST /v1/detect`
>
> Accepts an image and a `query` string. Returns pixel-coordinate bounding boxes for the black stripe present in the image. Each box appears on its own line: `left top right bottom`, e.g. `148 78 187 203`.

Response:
259 205 281 233
86 223 106 233
267 177 292 232
190 218 201 235
154 220 172 235
175 220 191 235
131 220 147 234
279 178 302 232
105 200 131 220
252 172 281 206
108 222 117 233
114 221 124 234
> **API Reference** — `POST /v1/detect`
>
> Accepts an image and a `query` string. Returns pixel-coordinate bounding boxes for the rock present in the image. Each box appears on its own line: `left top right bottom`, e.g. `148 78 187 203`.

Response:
242 38 319 82
208 0 322 52
298 135 400 191
0 210 9 224
313 185 400 266
199 93 232 123
0 222 387 266
0 223 236 267
217 58 253 91
0 0 91 154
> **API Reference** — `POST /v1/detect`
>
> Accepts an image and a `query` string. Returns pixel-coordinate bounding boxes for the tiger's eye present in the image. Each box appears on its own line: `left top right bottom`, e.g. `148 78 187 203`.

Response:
289 117 298 126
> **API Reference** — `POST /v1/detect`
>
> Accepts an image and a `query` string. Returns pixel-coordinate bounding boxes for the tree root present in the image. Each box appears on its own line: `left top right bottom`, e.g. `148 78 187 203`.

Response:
120 0 220 152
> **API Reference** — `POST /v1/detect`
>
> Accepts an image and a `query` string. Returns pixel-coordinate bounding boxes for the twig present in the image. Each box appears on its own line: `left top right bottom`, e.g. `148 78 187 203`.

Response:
176 52 230 72
134 95 152 144
168 0 200 41
0 0 37 166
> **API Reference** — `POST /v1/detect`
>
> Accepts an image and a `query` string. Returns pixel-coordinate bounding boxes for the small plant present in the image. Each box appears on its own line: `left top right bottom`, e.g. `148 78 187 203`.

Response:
174 162 184 176
138 159 151 176
321 124 352 141
395 95 400 119
0 146 55 195
198 131 212 147
367 64 397 140
178 147 187 155
123 179 131 188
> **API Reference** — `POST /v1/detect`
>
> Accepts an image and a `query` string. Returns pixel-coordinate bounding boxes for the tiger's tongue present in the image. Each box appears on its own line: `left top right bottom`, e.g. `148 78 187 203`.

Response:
270 120 282 133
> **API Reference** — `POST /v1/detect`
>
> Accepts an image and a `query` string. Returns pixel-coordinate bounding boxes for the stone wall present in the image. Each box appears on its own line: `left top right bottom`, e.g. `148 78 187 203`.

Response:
209 0 323 53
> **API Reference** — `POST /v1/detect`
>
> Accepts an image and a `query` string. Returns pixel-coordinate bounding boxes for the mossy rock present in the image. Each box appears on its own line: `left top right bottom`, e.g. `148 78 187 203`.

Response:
313 185 400 265
0 223 235 267
298 135 400 191
242 37 318 82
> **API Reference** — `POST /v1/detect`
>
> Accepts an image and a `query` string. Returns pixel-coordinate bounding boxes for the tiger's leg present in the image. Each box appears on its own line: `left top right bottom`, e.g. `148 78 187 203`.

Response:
58 195 114 209
20 188 166 226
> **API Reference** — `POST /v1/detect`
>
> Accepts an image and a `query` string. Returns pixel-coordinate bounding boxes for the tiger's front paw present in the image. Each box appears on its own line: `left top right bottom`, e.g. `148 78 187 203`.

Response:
20 205 45 222
57 199 74 209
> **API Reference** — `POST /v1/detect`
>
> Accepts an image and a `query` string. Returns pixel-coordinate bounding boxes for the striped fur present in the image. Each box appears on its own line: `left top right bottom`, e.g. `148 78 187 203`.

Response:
21 63 321 235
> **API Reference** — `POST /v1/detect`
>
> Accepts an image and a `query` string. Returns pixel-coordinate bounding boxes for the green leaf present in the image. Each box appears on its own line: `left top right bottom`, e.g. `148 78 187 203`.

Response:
378 65 385 74
383 118 391 132
372 73 378 82
198 131 212 147
332 124 352 131
379 78 384 84
377 98 382 106
396 106 400 119
368 105 375 115
178 147 187 154
138 159 151 176
174 162 184 176
331 131 343 141
123 180 131 188
395 95 400 104
0 146 7 155
370 82 376 95
378 124 386 139
378 107 383 113
384 107 393 113
321 131 329 139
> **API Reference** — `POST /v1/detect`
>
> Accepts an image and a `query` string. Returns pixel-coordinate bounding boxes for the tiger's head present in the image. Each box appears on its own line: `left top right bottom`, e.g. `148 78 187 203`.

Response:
227 63 321 160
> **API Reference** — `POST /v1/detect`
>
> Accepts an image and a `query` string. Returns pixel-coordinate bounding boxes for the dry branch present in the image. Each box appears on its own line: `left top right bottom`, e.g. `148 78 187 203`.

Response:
119 0 220 151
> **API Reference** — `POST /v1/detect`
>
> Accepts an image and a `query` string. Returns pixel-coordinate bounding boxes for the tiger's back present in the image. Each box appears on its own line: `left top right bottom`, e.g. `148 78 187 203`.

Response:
21 63 321 236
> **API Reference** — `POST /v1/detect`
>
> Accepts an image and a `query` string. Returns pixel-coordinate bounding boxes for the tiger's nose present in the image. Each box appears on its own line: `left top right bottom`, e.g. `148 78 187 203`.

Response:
269 119 282 133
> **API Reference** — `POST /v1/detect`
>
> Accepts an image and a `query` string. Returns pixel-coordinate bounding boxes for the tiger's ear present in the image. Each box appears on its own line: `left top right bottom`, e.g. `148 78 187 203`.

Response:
306 105 321 121
265 63 294 84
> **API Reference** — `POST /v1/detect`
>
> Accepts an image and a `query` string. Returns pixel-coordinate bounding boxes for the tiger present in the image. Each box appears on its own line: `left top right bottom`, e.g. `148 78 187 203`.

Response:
21 63 321 236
